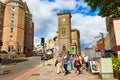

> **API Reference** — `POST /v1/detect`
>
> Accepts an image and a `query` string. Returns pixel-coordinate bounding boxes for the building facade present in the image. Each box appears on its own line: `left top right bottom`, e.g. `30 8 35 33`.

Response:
1 0 34 56
104 33 111 55
71 28 80 54
24 2 34 57
57 12 80 54
106 18 120 56
0 1 5 49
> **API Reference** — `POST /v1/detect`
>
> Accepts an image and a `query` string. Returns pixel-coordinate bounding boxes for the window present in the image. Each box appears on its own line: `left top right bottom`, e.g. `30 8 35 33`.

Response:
10 27 14 32
11 20 14 25
11 13 15 18
10 35 13 41
12 6 15 11
8 45 14 52
63 45 66 51
18 45 21 52
62 28 66 35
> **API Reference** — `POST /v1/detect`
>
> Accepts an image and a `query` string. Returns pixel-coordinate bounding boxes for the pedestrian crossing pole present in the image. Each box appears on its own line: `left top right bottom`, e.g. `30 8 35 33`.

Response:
41 37 45 66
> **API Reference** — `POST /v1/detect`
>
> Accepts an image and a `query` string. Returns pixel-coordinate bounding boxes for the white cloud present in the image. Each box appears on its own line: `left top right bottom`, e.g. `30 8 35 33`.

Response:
34 37 40 46
71 13 106 45
53 0 76 10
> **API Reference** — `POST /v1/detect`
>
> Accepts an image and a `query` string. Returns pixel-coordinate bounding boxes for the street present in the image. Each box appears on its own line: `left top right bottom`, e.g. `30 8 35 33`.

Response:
0 57 41 80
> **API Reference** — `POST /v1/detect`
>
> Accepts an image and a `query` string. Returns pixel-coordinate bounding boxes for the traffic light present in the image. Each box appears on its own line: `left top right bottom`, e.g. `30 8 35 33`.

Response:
41 37 44 46
0 40 3 46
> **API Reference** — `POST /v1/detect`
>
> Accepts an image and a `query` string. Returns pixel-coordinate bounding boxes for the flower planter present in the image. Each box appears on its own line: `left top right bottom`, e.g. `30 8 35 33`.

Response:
114 70 120 80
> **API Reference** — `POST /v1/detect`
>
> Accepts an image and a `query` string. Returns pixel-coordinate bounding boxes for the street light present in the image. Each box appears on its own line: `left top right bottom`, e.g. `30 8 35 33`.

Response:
94 32 105 57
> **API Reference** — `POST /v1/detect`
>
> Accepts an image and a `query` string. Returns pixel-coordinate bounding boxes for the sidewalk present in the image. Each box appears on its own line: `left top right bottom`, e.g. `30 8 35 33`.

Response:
15 58 117 80
29 58 101 80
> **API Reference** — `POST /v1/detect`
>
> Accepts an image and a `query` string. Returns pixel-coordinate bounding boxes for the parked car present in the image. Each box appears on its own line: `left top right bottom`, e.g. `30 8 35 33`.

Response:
38 52 53 60
0 50 7 54
0 50 8 59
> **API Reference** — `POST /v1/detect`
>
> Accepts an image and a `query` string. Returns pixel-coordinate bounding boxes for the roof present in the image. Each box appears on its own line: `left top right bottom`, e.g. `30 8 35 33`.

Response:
57 12 72 18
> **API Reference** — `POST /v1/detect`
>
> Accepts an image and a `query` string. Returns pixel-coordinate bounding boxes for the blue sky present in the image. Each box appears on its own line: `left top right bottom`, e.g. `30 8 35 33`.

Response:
1 0 107 50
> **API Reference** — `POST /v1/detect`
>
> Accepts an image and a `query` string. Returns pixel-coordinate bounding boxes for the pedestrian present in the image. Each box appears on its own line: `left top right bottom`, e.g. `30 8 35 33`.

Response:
55 54 64 74
73 55 82 75
69 55 74 70
83 53 90 71
63 52 69 75
78 54 84 72
0 55 3 74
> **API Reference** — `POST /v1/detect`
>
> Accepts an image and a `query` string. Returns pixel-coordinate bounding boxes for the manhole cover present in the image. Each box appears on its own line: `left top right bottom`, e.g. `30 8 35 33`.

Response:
32 74 40 76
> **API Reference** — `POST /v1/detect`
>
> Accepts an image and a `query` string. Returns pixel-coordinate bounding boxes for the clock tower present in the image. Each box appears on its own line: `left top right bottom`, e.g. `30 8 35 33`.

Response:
57 12 71 54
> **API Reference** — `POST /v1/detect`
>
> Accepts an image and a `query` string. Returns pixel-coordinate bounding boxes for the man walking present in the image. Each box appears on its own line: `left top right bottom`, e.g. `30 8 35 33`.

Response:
83 53 90 71
63 53 69 75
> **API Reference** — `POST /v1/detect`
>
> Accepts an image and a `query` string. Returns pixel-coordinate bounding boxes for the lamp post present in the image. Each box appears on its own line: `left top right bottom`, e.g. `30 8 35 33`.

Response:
94 32 105 58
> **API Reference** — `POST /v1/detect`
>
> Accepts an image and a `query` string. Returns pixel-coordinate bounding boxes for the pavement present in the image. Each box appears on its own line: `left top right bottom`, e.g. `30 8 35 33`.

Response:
14 57 104 80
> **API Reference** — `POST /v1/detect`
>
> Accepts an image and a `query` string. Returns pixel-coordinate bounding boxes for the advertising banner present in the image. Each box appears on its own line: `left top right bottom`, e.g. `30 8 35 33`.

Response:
90 61 100 73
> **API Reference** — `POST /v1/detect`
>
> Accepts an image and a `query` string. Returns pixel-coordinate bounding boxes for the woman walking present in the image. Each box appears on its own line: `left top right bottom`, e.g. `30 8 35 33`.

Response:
73 55 82 75
55 54 63 74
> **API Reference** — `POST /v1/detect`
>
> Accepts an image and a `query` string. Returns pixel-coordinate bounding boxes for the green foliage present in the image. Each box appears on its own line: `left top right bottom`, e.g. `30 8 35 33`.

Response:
15 51 21 55
84 0 120 17
112 56 120 70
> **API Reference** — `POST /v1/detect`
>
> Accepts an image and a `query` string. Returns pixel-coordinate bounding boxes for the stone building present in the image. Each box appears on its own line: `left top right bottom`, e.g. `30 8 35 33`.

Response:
0 1 5 49
24 2 34 56
71 28 80 54
1 0 34 56
57 12 80 55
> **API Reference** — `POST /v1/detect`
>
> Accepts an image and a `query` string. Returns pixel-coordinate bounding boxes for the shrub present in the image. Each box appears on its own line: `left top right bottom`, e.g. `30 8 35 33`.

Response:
15 51 21 55
112 56 120 71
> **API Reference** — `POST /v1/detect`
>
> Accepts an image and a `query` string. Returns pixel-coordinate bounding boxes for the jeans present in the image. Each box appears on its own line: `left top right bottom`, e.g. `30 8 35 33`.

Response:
63 64 69 74
70 62 74 69
84 62 89 71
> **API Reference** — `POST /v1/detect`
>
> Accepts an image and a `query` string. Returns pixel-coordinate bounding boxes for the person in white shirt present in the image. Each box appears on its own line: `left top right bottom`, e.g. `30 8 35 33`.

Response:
83 53 90 71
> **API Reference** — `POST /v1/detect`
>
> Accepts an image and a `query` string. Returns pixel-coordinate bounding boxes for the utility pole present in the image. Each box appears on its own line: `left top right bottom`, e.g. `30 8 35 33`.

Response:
100 32 105 57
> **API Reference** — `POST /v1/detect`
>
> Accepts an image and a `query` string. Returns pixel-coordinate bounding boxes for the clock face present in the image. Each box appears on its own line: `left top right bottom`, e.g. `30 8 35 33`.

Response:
61 17 66 23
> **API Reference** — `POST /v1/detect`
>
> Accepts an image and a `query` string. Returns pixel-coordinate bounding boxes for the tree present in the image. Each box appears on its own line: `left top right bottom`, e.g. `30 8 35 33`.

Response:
84 0 120 17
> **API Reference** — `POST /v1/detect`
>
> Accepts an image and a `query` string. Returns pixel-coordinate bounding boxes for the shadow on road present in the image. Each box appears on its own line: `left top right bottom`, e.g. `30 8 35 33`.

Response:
2 58 28 65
